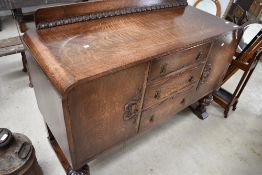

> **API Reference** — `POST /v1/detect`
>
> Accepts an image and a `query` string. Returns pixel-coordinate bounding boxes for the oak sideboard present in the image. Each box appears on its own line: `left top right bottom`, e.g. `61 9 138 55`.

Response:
22 0 242 174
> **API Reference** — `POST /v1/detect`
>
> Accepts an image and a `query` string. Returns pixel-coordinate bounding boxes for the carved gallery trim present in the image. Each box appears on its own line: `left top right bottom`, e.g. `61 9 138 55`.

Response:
36 1 188 30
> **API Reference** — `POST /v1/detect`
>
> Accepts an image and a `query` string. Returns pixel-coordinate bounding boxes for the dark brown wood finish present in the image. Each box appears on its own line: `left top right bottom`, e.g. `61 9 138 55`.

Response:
23 0 242 173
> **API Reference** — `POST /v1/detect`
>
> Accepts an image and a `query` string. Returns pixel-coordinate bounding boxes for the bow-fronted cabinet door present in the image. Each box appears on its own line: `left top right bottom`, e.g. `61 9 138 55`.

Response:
66 63 148 169
193 30 242 101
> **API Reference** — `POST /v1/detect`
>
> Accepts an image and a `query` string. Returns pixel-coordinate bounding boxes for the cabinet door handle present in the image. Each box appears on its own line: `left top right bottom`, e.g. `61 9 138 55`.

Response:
123 101 139 121
160 63 168 75
123 89 142 121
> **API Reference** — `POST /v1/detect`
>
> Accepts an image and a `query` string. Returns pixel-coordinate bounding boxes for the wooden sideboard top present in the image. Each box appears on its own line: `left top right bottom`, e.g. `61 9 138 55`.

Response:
23 1 240 96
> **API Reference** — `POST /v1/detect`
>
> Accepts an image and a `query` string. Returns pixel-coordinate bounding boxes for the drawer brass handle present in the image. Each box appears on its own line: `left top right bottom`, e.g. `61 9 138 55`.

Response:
196 51 203 61
154 90 161 99
149 115 155 122
160 63 168 75
188 76 194 82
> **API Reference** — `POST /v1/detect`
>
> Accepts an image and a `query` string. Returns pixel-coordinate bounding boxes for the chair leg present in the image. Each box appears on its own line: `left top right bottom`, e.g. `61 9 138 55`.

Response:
21 51 27 72
21 51 34 87
224 108 229 118
232 100 238 111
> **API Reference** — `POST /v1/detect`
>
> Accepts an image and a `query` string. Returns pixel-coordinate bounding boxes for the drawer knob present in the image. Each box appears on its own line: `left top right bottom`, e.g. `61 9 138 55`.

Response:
160 63 167 75
154 90 161 99
196 51 203 61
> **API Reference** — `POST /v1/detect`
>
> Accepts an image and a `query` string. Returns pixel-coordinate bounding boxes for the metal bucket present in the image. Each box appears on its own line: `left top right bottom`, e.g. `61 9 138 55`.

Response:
0 128 43 175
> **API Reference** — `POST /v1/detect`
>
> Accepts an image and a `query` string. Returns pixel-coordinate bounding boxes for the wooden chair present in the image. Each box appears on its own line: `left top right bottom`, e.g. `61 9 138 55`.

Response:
225 3 248 25
224 0 261 25
213 29 262 118
0 36 34 87
0 36 26 71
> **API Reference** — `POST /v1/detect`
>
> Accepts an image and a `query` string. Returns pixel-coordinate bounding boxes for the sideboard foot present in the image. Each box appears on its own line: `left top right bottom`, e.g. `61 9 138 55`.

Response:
190 94 213 120
21 51 28 72
46 124 90 175
67 165 90 175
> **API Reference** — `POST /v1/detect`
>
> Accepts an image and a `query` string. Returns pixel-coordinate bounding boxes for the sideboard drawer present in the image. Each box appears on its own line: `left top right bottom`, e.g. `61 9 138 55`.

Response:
140 85 194 131
143 63 204 109
149 42 211 80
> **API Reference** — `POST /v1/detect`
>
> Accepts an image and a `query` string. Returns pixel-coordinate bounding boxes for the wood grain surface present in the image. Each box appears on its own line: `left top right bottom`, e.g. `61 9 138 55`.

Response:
23 0 242 171
23 5 240 96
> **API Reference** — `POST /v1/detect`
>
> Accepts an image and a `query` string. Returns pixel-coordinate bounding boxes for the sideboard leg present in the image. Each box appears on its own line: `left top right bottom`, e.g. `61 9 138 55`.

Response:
46 124 90 175
21 51 27 72
67 165 90 175
190 94 213 120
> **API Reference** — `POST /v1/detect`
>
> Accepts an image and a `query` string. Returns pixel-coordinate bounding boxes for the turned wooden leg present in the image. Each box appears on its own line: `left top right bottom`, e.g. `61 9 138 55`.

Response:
21 51 27 72
232 100 238 111
190 94 213 120
46 124 90 175
67 165 90 175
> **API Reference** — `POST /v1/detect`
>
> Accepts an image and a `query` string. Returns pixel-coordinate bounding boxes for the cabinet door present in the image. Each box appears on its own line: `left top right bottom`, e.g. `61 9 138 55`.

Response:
194 31 242 101
66 63 148 169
